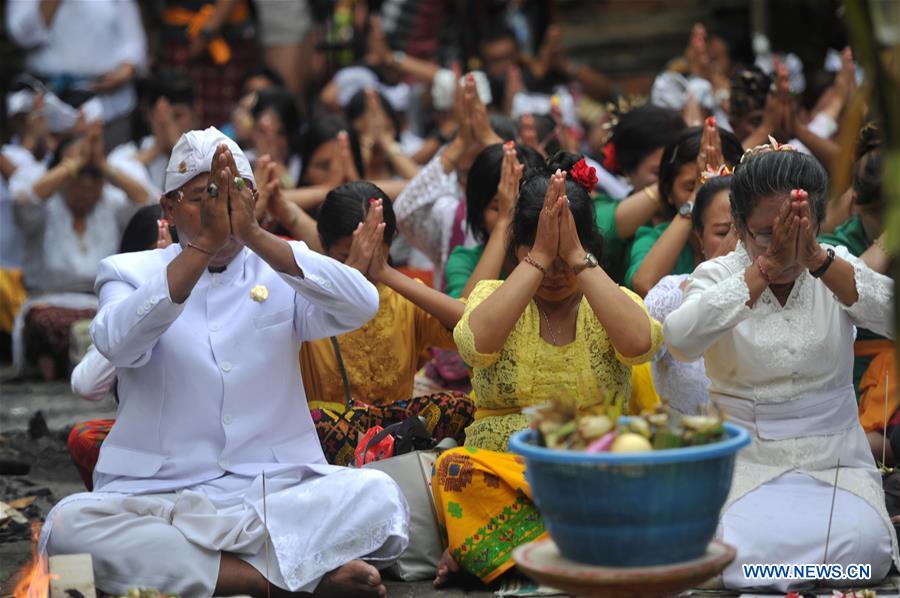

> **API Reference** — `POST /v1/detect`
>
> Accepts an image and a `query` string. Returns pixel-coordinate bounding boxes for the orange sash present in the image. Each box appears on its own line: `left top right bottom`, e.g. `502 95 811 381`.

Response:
856 340 898 432
162 1 249 65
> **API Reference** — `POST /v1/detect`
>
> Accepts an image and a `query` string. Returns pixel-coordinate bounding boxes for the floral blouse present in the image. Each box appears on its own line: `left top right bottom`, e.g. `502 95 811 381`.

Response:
454 279 663 451
301 283 456 408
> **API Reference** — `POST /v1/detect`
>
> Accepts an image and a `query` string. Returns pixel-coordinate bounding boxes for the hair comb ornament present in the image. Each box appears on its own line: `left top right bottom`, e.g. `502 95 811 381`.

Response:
740 135 796 164
601 95 649 133
698 164 735 185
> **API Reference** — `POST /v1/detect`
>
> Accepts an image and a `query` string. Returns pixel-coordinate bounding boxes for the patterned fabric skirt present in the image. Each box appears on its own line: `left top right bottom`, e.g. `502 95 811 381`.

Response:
24 306 96 375
157 37 256 128
67 419 115 490
432 447 547 583
311 392 476 466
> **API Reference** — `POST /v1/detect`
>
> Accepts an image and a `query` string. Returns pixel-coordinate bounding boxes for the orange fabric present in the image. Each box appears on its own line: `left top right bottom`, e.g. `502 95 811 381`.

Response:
0 269 26 334
67 419 115 490
857 344 899 433
162 1 249 65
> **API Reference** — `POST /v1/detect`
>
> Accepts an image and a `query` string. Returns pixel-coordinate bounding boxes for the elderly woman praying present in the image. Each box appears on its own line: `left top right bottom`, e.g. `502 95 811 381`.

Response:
664 147 897 592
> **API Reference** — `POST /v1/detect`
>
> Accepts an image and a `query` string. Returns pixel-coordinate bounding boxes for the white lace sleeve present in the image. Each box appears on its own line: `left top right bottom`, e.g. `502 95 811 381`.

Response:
392 152 460 267
644 274 687 362
664 252 753 362
645 274 688 323
832 244 895 339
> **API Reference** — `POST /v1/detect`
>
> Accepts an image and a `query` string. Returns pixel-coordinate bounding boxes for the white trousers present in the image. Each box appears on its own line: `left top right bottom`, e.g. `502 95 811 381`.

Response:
718 472 892 592
45 468 409 597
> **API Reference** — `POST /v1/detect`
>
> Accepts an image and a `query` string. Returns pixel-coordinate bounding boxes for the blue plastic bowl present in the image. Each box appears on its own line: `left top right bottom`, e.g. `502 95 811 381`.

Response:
508 421 750 567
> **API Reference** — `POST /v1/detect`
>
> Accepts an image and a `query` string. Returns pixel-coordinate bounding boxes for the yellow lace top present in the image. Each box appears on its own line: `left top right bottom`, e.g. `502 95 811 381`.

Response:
454 279 663 451
301 283 457 408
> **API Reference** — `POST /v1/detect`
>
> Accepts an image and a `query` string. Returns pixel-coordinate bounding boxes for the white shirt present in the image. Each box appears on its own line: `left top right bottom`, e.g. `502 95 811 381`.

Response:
71 344 116 401
89 241 379 494
664 243 892 402
644 273 710 414
108 136 168 199
1 144 46 268
13 183 138 294
6 0 147 121
393 152 476 290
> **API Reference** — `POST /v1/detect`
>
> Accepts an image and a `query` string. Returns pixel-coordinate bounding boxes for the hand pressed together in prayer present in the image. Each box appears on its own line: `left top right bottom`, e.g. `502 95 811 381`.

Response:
529 170 566 267
345 197 387 275
795 189 829 271
760 188 803 278
196 145 236 254
697 116 724 176
497 141 524 223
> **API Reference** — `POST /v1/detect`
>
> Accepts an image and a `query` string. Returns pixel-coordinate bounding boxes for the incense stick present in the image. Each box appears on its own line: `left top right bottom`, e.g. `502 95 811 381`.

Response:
883 372 890 468
262 470 271 598
823 459 840 565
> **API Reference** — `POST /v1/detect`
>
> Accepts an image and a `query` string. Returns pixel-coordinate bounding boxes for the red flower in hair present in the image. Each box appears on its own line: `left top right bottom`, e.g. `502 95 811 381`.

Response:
602 143 620 173
571 158 598 193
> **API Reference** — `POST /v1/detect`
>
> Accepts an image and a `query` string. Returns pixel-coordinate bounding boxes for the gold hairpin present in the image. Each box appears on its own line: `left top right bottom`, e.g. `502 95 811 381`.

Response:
740 135 797 164
600 95 650 131
698 164 735 185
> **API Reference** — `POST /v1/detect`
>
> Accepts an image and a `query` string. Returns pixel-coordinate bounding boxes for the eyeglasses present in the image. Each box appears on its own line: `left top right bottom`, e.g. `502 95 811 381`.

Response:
746 228 772 247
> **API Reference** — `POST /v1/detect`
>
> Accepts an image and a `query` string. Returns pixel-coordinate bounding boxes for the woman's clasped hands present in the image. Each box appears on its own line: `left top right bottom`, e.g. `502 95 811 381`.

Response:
529 171 588 272
761 189 826 280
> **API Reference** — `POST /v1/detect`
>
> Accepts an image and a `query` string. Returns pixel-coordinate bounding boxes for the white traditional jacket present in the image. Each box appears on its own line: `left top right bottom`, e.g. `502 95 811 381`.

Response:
664 242 899 567
89 241 379 494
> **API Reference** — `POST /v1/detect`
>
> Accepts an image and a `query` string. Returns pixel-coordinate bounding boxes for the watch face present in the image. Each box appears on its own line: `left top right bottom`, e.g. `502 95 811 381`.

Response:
586 253 598 267
679 202 693 217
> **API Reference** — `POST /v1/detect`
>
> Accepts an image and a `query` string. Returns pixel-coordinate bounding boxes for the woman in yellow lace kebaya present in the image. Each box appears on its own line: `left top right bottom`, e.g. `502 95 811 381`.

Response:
432 156 663 586
302 182 475 465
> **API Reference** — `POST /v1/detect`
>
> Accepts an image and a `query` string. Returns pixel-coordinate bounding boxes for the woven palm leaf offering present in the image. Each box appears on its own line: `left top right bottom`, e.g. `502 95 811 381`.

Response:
529 396 725 453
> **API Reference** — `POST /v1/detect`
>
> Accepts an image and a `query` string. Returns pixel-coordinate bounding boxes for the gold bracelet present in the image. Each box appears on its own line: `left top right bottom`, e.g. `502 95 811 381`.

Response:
187 242 214 256
523 254 547 274
644 185 660 207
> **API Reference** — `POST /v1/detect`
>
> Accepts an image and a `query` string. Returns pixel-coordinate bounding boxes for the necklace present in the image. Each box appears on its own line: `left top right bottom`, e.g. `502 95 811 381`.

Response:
538 305 560 346
536 296 581 346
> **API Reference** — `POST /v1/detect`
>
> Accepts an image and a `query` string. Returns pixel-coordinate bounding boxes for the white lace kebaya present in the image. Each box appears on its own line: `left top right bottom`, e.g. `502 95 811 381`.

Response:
643 273 710 415
664 242 898 590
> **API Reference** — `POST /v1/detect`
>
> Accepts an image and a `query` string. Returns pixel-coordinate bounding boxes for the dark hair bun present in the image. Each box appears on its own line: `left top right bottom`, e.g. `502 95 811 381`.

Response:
546 151 583 176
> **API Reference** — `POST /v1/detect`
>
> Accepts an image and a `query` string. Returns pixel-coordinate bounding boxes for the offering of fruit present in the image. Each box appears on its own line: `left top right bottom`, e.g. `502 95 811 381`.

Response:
529 398 725 452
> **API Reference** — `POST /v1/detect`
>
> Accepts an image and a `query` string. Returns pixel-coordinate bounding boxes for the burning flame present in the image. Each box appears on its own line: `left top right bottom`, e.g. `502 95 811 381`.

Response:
13 522 55 598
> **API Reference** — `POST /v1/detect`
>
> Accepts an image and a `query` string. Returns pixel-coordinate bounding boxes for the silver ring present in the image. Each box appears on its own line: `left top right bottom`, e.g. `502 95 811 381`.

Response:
207 183 219 197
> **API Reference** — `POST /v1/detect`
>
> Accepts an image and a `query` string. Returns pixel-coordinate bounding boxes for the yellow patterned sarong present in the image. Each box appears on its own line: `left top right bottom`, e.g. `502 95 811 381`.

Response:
432 447 548 582
0 269 26 334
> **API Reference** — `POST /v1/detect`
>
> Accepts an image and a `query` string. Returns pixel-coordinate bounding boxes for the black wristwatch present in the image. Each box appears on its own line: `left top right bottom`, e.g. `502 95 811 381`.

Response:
677 201 694 218
810 247 836 278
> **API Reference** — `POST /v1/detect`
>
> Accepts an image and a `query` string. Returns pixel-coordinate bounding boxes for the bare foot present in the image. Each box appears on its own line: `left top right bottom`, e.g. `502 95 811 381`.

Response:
37 354 56 381
315 560 385 598
433 548 460 588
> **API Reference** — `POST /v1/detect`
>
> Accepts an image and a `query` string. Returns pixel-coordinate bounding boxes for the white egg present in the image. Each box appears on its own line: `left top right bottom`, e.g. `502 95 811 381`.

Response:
610 432 653 453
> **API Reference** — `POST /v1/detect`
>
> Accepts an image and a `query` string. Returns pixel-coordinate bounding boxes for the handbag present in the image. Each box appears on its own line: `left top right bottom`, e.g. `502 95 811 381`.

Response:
354 417 435 467
331 336 451 580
